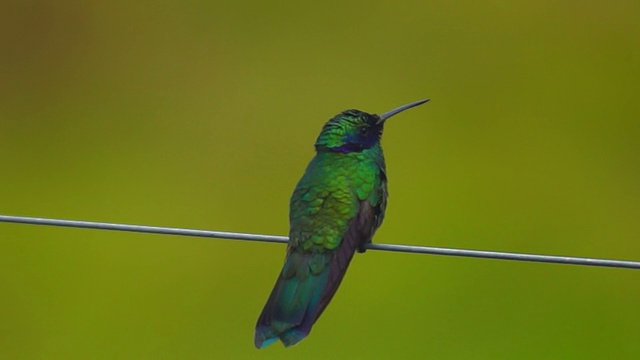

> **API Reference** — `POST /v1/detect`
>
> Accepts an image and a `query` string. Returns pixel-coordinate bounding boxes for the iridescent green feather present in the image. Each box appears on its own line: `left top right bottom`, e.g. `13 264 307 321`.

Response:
289 149 381 251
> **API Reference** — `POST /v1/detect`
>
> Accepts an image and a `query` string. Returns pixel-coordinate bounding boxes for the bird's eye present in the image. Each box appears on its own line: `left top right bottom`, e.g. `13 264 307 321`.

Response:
358 127 368 136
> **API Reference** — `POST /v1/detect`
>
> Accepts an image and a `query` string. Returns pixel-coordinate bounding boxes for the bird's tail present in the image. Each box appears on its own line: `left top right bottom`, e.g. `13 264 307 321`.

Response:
254 234 358 348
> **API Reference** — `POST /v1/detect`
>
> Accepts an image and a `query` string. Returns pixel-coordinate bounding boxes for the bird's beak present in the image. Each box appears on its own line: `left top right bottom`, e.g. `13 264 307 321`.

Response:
377 99 429 124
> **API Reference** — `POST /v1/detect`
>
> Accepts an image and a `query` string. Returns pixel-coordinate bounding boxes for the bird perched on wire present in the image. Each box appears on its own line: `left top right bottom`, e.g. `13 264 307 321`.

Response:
255 99 429 348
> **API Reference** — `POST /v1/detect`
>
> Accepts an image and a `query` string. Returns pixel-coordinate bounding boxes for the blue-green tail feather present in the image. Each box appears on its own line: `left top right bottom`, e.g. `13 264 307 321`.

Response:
255 223 365 348
255 250 330 348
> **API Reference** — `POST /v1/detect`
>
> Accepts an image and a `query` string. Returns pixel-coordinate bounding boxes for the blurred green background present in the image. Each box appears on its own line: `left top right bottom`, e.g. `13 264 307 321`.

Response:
1 0 639 359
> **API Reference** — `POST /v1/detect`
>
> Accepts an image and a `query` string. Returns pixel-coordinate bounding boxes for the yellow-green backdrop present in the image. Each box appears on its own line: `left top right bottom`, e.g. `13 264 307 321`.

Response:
1 1 639 359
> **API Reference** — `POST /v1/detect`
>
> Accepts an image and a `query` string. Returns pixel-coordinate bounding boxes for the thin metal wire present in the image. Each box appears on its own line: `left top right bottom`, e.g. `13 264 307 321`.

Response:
1 214 639 270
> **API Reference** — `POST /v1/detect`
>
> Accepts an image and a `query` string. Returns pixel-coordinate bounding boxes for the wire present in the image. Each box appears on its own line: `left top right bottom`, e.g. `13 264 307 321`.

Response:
1 214 639 270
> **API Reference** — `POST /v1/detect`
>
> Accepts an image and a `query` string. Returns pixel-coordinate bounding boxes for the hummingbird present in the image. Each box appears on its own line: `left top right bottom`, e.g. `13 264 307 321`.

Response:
254 99 429 348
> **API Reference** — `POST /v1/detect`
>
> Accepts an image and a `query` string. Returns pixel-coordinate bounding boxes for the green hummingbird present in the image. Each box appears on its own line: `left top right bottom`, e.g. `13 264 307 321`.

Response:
254 99 429 348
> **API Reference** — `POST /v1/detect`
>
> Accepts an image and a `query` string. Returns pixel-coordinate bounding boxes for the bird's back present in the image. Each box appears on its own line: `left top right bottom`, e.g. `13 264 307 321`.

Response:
255 148 386 348
291 148 386 247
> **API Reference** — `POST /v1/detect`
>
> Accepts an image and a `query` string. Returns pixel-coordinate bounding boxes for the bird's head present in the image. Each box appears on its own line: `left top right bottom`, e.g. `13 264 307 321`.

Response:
314 99 429 153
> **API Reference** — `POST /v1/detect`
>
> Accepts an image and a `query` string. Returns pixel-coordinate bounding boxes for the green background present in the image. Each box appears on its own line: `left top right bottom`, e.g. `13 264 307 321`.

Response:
1 1 639 359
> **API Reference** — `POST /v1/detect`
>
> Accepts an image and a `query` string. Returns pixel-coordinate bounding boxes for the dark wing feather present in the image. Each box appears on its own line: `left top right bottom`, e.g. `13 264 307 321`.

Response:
315 199 379 319
358 167 387 253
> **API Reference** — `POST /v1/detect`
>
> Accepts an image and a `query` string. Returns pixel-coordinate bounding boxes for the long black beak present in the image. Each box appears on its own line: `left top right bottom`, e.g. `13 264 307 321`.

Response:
377 99 429 124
